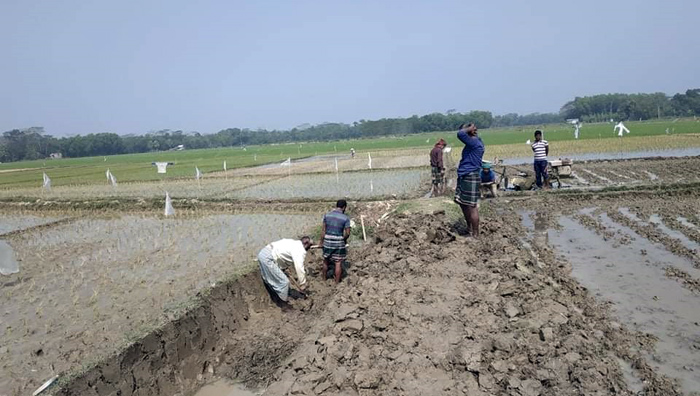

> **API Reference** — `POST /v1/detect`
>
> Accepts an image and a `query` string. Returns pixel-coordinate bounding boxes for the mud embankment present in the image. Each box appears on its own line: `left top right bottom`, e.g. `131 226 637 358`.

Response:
54 270 286 396
56 211 684 396
259 213 681 395
54 243 341 396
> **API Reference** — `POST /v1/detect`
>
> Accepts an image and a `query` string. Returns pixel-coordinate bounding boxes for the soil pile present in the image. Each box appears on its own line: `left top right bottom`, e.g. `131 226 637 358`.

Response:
260 212 680 395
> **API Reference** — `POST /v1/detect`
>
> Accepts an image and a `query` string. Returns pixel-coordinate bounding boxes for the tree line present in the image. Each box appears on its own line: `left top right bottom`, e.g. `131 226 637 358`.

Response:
559 89 700 122
1 89 698 162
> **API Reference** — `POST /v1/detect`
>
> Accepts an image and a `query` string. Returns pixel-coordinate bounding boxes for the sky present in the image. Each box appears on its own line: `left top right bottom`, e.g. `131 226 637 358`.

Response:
0 0 698 136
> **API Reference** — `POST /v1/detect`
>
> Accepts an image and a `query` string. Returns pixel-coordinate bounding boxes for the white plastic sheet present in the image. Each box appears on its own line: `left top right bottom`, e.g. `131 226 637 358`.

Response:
164 191 175 216
42 172 51 191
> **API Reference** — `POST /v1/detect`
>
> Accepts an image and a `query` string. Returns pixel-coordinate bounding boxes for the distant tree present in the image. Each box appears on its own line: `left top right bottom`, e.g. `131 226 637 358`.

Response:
1 88 697 162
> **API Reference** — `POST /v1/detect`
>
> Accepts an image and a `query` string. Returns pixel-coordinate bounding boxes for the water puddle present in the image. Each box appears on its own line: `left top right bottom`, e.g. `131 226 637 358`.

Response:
677 217 698 230
570 171 590 185
649 215 700 252
0 240 19 275
501 147 700 165
194 379 261 396
608 170 631 180
579 169 614 184
0 215 65 235
530 215 700 393
620 208 700 253
597 213 700 278
643 170 659 181
616 356 645 394
618 208 645 224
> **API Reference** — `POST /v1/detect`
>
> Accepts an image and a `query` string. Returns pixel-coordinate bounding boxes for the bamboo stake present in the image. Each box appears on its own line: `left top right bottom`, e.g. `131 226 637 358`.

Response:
360 215 367 241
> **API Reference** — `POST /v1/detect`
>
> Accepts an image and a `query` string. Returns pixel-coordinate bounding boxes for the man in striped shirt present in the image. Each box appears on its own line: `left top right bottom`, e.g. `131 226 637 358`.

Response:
321 199 351 283
531 130 549 189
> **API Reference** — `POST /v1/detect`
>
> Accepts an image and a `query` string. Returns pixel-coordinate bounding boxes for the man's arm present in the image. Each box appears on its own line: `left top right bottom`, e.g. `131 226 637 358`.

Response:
545 142 549 156
291 248 307 288
320 217 326 245
457 130 469 144
343 217 352 241
437 150 444 169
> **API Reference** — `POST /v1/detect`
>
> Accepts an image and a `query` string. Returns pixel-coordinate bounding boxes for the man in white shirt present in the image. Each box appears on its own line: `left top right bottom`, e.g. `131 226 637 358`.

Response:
531 130 549 189
257 237 313 303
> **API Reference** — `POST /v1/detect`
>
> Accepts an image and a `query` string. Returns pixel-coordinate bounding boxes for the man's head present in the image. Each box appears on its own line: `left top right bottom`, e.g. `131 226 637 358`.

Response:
466 123 477 136
436 138 446 147
300 236 313 251
482 163 491 171
336 199 347 213
534 130 543 141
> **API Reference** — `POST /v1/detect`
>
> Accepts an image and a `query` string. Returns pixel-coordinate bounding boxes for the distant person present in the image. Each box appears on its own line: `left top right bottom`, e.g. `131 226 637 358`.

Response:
479 162 498 198
321 200 351 283
455 123 485 237
531 130 549 189
257 237 313 304
430 138 447 196
350 148 356 159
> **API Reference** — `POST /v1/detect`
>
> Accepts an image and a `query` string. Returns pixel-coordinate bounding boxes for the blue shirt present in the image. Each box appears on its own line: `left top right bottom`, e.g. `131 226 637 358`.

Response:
323 208 350 248
480 169 495 183
457 130 485 176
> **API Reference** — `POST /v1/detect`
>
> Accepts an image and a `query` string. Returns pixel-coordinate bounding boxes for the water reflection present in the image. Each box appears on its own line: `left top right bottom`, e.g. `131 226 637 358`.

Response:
533 212 549 246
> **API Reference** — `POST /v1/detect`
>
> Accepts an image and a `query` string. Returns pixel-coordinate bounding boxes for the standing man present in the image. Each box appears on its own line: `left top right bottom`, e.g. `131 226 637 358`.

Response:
531 130 549 189
321 199 351 283
430 138 446 196
455 123 485 237
257 236 313 303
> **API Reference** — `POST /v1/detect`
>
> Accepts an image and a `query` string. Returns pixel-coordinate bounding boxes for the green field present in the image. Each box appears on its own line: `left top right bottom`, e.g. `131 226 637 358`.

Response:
1 119 698 188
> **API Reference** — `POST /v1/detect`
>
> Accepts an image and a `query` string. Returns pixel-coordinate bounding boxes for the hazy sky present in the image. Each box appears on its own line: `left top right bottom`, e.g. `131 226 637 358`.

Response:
1 1 697 136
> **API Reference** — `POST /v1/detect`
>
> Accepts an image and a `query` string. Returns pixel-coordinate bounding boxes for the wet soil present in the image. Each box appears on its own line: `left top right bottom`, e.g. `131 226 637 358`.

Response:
250 213 681 395
535 215 700 393
5 155 700 396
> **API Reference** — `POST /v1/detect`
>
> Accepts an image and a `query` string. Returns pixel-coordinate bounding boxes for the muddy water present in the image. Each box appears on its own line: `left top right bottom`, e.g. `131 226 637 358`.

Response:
597 213 700 278
649 214 700 252
0 215 64 235
232 169 425 199
502 147 700 165
678 217 698 230
194 379 261 396
534 214 700 393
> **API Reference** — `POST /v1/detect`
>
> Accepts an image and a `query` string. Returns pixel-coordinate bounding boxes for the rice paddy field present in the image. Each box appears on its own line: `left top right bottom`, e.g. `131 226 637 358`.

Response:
1 118 698 188
1 118 700 396
0 212 318 394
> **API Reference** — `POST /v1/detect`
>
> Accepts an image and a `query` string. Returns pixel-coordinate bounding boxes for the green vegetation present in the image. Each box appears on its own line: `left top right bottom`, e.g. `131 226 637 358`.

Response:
561 89 700 122
1 119 698 189
3 89 699 165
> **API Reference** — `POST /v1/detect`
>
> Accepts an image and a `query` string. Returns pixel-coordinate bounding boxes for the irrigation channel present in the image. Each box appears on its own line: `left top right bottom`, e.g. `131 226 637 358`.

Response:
1 154 700 396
